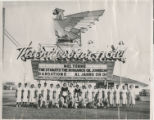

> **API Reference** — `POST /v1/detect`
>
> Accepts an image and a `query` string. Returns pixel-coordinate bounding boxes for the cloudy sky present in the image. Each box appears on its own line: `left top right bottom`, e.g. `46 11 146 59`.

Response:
2 0 152 84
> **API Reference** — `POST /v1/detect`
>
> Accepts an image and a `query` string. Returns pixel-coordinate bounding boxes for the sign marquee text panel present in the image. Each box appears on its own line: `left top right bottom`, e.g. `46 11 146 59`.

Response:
31 61 115 81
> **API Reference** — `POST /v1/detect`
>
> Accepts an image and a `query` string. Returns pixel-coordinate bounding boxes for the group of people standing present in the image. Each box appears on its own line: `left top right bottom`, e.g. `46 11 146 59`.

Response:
16 82 136 109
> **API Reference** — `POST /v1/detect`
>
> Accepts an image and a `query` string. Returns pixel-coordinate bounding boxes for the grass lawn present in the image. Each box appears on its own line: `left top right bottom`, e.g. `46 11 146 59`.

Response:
2 90 150 119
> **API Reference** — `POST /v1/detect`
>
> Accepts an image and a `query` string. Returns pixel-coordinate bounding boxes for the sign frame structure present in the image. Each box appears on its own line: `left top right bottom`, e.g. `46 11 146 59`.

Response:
31 60 115 81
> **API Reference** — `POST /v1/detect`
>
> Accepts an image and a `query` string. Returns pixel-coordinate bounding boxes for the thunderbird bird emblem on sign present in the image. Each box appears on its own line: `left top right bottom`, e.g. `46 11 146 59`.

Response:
53 8 105 46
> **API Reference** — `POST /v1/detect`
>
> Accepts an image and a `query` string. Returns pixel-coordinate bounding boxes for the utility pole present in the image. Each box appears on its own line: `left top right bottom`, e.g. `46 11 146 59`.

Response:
2 8 5 70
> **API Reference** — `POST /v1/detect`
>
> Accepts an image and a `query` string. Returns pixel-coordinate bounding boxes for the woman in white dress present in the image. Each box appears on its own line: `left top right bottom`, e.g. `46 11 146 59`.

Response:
115 85 121 107
42 82 49 108
36 83 43 109
53 84 61 108
122 85 128 106
128 85 136 107
16 83 22 107
29 84 36 107
49 84 54 108
109 87 114 107
97 87 103 107
22 83 29 107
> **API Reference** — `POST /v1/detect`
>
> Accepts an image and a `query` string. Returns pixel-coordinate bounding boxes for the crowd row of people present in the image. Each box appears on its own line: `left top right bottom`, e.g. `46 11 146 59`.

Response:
16 82 136 109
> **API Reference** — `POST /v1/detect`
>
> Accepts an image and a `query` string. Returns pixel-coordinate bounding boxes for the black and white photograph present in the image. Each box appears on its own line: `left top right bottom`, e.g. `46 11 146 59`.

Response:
1 0 152 119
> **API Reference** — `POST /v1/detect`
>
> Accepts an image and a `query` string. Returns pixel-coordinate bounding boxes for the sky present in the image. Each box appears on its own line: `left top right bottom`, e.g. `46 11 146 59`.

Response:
2 0 152 84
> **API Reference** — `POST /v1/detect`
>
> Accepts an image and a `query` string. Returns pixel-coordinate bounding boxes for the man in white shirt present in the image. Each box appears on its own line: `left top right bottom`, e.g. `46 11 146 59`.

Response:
16 83 22 107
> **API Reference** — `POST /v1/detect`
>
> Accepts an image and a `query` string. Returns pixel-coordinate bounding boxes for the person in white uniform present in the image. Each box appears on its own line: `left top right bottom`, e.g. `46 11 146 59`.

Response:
92 85 98 108
16 83 22 107
122 85 128 106
74 84 82 108
60 83 69 108
87 84 94 108
81 85 88 108
128 85 136 107
103 86 109 108
53 84 61 108
68 83 75 108
36 83 43 109
49 83 54 107
42 82 49 108
29 84 36 107
109 86 114 107
115 85 121 107
97 87 103 107
22 83 29 107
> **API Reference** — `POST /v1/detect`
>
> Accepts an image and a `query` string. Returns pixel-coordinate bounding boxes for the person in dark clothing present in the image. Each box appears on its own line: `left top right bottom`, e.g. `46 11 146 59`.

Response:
74 84 82 108
60 83 69 107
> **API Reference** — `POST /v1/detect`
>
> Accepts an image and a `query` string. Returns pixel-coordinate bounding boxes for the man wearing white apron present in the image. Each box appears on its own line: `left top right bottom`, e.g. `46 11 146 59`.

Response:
29 84 36 107
16 83 22 107
22 83 29 107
